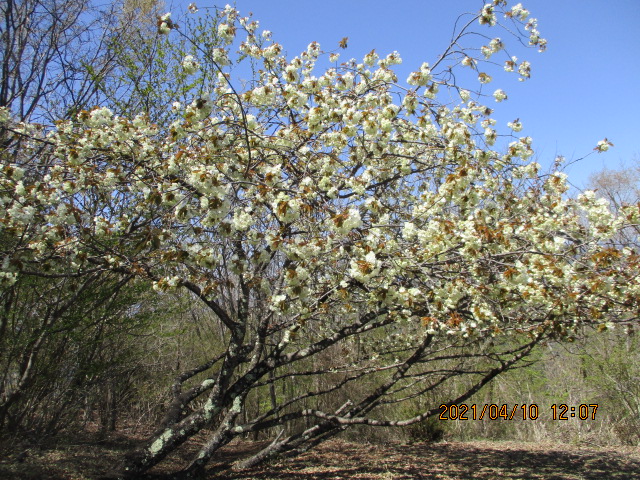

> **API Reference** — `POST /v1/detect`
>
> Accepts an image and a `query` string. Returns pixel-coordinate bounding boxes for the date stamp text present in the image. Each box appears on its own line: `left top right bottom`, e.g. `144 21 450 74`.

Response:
439 404 598 421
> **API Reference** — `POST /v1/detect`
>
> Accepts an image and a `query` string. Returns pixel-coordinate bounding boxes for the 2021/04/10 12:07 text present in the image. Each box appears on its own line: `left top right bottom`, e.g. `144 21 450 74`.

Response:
439 404 599 421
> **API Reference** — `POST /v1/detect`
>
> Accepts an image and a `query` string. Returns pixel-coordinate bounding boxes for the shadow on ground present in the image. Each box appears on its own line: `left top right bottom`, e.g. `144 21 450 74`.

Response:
2 433 639 479
227 440 640 480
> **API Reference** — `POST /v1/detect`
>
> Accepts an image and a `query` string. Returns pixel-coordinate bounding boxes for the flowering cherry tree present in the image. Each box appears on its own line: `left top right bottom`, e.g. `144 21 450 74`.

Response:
1 1 639 477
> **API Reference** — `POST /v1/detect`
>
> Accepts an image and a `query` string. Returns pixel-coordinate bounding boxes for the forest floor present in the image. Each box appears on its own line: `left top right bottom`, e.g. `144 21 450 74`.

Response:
1 429 640 480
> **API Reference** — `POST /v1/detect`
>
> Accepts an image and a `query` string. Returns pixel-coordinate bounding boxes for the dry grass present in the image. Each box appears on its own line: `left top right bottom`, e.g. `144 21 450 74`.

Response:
1 430 639 480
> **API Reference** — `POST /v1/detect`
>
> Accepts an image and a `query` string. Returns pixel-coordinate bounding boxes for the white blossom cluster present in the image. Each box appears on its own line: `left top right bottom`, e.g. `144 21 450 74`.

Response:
1 1 637 346
182 55 200 75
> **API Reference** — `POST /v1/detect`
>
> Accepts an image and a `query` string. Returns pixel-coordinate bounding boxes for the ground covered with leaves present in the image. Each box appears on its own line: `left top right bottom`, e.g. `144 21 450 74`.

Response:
1 430 639 480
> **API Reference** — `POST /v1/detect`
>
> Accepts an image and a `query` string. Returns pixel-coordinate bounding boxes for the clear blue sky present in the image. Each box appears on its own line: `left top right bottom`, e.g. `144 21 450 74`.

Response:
179 1 639 189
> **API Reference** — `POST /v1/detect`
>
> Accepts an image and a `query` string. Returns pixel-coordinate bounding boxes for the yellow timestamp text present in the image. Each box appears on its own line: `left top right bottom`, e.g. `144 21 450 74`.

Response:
439 404 599 421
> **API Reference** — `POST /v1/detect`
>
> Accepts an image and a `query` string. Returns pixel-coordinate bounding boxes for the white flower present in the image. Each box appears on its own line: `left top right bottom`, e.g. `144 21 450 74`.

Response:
595 138 613 152
484 127 497 145
212 48 231 66
403 222 417 240
349 250 381 282
187 3 198 13
0 271 18 287
363 50 379 67
331 208 363 234
269 294 288 312
478 73 492 84
481 39 503 59
383 51 402 66
507 119 523 132
263 43 282 60
461 57 476 68
271 192 300 222
182 55 200 75
232 209 253 231
504 56 517 72
341 208 362 232
479 4 496 26
7 164 24 180
407 63 431 87
511 3 530 20
363 119 377 135
158 13 172 34
336 72 354 90
518 61 531 79
284 64 300 83
86 107 113 127
218 23 235 43
8 204 36 223
489 38 503 53
424 82 439 99
381 104 399 119
493 89 507 102
306 41 321 58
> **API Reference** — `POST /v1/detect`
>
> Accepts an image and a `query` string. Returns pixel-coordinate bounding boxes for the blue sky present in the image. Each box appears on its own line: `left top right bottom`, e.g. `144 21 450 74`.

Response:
179 1 639 190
